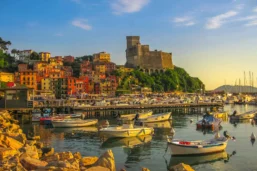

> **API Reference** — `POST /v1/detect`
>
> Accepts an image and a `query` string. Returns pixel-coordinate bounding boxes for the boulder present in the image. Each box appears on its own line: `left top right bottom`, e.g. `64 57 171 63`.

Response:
93 150 115 171
86 166 110 171
35 142 44 149
42 147 54 157
142 168 150 171
20 145 39 159
80 156 98 167
41 153 60 162
57 151 73 161
73 151 82 160
25 140 36 146
170 163 195 171
0 147 19 159
27 135 40 141
0 134 23 150
20 156 48 170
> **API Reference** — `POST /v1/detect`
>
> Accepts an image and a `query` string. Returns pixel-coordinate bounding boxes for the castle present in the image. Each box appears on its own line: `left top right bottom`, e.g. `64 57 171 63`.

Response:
125 36 174 72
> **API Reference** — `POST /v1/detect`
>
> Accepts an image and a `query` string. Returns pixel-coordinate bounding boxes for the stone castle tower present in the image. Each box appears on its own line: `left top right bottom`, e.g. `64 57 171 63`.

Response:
125 36 174 71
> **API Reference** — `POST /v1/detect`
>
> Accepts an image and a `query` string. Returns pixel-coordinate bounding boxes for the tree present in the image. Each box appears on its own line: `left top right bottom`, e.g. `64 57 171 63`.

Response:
30 52 40 60
11 49 19 58
0 37 11 51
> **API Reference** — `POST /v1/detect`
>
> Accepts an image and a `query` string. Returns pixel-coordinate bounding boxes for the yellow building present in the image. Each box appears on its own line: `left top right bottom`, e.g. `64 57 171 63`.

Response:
95 63 106 73
20 71 37 90
100 81 115 96
39 52 51 62
93 52 111 62
50 57 63 66
41 78 51 91
0 72 14 82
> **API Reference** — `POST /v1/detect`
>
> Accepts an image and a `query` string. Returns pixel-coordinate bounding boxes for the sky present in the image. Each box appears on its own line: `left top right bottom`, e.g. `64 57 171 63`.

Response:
1 0 257 90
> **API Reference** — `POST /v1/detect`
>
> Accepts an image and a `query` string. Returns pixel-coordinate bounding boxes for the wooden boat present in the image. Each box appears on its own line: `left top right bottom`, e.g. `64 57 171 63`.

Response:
52 119 98 128
136 112 172 123
99 123 154 138
167 133 230 156
196 115 222 129
101 135 152 148
119 111 153 121
230 110 257 120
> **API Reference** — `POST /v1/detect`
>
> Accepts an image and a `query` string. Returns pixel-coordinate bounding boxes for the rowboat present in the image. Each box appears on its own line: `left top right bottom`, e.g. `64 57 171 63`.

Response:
230 110 257 120
101 135 152 148
167 133 231 156
119 111 153 121
99 123 154 138
52 119 98 128
196 115 222 129
136 112 172 123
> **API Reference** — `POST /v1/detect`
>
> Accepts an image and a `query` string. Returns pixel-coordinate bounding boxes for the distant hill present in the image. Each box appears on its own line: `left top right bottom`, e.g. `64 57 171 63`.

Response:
214 85 257 93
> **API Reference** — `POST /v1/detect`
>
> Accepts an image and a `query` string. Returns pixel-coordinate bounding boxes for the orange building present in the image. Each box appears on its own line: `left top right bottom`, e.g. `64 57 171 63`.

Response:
20 70 37 90
68 77 77 95
63 56 74 63
75 79 84 94
79 76 89 93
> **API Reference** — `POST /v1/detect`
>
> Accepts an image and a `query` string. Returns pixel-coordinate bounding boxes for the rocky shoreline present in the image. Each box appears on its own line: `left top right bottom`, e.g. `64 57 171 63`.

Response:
0 110 194 171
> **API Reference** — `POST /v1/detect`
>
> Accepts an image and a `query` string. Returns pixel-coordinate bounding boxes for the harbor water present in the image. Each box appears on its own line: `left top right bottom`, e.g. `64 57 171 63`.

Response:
21 105 257 171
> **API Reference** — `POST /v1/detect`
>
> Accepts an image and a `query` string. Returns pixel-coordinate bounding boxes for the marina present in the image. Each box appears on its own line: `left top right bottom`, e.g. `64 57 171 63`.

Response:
19 104 257 171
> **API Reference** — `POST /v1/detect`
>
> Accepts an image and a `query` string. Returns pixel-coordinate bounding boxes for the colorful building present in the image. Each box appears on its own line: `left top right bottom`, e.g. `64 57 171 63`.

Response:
18 64 28 72
20 70 37 90
19 50 33 61
0 72 14 82
67 77 77 95
94 62 106 73
75 79 84 94
63 56 74 63
93 52 111 63
80 60 92 76
94 83 100 94
105 62 116 73
39 52 51 62
41 78 51 91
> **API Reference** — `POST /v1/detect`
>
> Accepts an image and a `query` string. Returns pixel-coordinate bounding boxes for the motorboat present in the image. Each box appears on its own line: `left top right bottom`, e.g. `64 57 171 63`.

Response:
52 119 98 128
167 132 233 156
119 111 153 121
144 121 172 128
196 114 222 129
31 109 42 122
230 110 257 120
99 122 154 138
136 112 172 123
70 113 82 118
101 135 152 148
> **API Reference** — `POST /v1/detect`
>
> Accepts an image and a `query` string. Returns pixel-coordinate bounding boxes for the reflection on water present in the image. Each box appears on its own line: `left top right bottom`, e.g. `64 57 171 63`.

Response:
19 105 257 171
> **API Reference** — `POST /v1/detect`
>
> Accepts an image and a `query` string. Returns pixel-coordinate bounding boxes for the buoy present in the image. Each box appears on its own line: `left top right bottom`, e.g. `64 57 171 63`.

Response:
251 132 256 140
170 127 175 134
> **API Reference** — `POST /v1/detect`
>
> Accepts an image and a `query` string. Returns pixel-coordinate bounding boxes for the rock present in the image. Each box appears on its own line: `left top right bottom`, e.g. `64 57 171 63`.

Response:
25 140 36 146
170 163 195 171
8 133 27 144
93 150 115 171
0 134 23 150
20 156 48 170
74 151 82 160
57 151 73 161
27 135 40 141
0 147 19 159
142 167 150 171
47 160 71 168
41 153 60 162
68 158 80 169
42 147 54 157
35 142 44 149
20 145 39 159
120 169 126 171
80 156 98 167
8 123 20 132
86 166 110 171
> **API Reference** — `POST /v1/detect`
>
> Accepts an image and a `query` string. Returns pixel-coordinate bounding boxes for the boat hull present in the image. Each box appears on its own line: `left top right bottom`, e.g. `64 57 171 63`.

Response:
52 119 98 128
120 111 153 121
100 127 154 138
138 112 172 123
168 141 227 156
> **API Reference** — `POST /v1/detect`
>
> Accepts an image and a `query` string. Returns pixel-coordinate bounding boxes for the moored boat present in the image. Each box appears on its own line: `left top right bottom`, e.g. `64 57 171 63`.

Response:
119 111 153 121
230 110 257 120
136 112 172 123
99 122 154 138
196 114 222 130
167 132 233 156
52 119 98 128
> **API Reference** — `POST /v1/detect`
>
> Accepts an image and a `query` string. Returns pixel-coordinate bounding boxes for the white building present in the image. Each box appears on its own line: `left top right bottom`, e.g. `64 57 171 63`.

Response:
19 50 33 61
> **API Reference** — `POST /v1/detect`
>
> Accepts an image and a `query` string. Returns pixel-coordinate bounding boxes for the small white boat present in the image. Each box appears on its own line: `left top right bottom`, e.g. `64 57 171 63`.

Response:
99 123 154 138
230 110 257 120
119 111 153 121
70 113 82 118
136 112 172 123
52 119 98 128
167 132 232 156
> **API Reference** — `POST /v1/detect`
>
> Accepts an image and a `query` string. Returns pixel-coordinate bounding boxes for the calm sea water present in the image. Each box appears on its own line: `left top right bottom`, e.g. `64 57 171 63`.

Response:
21 105 257 171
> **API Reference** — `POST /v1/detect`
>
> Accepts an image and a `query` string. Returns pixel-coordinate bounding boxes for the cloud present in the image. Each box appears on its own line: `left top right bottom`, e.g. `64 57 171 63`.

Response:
111 0 150 15
54 33 63 37
245 20 257 26
236 15 257 21
71 19 92 30
206 11 238 29
173 16 195 27
235 4 244 10
253 7 257 12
